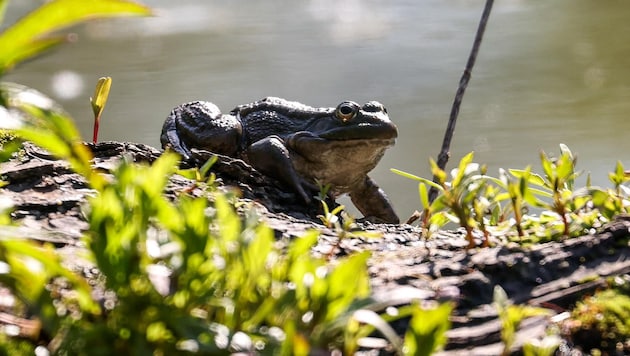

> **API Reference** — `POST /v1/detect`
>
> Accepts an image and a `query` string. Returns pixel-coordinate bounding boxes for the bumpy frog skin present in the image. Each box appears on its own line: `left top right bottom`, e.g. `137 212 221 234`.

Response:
161 97 399 224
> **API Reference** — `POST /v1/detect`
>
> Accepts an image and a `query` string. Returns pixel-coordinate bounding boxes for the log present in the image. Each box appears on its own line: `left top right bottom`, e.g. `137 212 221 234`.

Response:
1 141 629 354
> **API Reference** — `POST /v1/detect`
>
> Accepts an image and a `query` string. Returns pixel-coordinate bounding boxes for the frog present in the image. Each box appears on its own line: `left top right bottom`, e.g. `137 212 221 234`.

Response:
160 97 399 224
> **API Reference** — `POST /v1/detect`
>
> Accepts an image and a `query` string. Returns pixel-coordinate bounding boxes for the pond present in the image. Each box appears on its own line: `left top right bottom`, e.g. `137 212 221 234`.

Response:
5 0 630 220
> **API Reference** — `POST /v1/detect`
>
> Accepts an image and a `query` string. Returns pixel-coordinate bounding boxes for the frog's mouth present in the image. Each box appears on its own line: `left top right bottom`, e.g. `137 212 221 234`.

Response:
287 131 395 154
317 124 398 141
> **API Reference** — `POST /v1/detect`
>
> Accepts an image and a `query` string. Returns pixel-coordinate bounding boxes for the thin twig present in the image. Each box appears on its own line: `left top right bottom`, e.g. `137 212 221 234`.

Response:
428 0 494 203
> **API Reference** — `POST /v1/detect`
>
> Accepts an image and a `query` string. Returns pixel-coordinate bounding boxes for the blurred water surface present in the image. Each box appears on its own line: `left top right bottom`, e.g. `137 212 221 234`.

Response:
5 0 630 219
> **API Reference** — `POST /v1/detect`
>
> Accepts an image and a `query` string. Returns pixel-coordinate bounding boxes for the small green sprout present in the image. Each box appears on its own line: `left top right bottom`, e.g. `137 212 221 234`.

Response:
394 152 492 247
90 76 112 143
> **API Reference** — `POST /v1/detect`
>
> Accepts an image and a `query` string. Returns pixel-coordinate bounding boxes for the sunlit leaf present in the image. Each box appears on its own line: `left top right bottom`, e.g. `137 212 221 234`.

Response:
556 154 574 187
426 158 447 185
90 76 112 117
590 188 611 207
403 302 452 356
0 0 152 73
609 161 628 186
559 143 573 160
419 182 429 208
351 309 403 354
451 151 474 187
326 251 370 320
509 169 548 189
522 335 561 356
0 36 65 73
428 211 450 229
0 0 8 25
540 151 555 183
391 168 444 192
199 154 218 180
214 194 241 243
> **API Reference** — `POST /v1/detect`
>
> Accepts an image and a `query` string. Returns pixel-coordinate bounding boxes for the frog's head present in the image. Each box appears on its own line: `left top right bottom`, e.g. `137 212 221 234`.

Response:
306 100 398 142
286 100 398 187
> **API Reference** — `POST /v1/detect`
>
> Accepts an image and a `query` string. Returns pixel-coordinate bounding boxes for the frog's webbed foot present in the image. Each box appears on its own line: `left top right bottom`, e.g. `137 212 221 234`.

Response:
246 135 319 203
349 176 399 224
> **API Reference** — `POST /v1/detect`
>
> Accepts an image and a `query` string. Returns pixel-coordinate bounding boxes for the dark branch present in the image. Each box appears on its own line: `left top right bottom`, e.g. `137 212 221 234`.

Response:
428 0 494 203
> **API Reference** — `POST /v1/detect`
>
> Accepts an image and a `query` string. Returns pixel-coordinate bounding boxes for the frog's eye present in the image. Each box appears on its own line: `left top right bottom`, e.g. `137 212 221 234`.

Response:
335 101 359 122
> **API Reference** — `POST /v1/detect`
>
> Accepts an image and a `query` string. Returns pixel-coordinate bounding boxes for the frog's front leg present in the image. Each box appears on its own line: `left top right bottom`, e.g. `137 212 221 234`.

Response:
246 135 319 203
349 176 399 224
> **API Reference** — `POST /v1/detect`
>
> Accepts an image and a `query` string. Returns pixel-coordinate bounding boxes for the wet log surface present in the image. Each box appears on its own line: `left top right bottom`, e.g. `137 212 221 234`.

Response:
2 141 630 355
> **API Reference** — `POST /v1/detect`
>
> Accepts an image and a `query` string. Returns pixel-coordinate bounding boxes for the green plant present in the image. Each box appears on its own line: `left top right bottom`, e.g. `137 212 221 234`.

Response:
317 198 381 259
90 76 112 143
521 335 562 356
587 161 630 221
394 144 630 246
393 152 493 247
497 167 536 238
0 0 151 140
0 0 151 76
509 145 580 238
493 286 553 356
402 302 453 356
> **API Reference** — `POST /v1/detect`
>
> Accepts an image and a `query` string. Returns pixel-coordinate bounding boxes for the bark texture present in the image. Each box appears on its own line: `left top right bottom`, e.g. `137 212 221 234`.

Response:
1 141 629 355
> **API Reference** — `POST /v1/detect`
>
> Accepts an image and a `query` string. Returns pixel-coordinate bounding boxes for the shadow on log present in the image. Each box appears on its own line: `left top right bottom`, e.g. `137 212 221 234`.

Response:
1 141 629 354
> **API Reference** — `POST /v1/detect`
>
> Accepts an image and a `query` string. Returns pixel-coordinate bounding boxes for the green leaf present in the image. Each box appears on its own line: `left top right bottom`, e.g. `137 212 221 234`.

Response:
451 152 474 188
429 158 448 185
556 154 574 185
540 151 555 183
403 302 452 356
609 161 627 186
428 211 450 229
419 182 429 209
1 36 66 75
391 168 444 192
559 143 573 160
522 336 561 356
0 0 7 25
0 0 152 73
326 251 370 320
590 188 611 207
199 154 218 180
616 160 625 177
483 174 508 190
90 76 112 117
351 309 403 354
509 169 548 189
330 204 345 216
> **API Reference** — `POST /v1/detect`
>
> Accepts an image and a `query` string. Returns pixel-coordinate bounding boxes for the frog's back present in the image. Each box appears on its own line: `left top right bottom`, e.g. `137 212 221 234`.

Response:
234 97 333 144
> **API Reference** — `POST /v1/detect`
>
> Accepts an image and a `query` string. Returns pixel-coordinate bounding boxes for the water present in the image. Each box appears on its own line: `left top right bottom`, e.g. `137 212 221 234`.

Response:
4 0 630 220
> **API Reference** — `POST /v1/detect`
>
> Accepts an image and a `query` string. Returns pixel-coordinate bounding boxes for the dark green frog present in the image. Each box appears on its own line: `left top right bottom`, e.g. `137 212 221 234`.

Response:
161 97 399 223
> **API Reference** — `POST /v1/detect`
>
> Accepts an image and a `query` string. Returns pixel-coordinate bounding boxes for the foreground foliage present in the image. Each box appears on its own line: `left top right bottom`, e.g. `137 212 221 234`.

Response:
0 0 150 76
